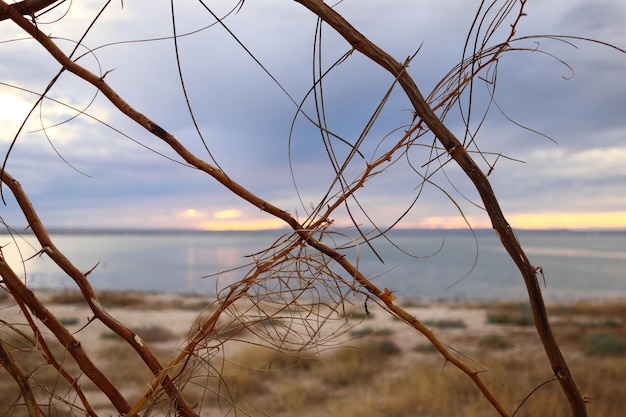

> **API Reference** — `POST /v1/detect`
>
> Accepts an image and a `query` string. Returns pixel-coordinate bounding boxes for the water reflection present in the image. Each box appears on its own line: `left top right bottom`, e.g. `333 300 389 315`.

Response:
0 232 277 294
0 230 624 300
185 243 196 293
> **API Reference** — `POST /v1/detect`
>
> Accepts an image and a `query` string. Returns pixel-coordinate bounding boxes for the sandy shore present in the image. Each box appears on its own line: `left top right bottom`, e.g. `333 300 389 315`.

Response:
0 290 539 359
2 290 625 415
5 290 623 362
1 293 516 360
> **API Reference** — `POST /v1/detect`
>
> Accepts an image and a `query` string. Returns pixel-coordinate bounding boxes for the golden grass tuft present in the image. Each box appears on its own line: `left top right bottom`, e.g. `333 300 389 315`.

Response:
0 333 79 416
4 299 626 416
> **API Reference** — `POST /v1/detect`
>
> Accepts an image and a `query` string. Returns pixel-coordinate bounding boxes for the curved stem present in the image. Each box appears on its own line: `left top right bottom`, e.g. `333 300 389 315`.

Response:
0 1 584 415
0 0 59 21
18 17 498 417
294 1 585 416
0 2 511 415
0 247 131 413
9 294 98 416
0 169 197 417
0 340 45 417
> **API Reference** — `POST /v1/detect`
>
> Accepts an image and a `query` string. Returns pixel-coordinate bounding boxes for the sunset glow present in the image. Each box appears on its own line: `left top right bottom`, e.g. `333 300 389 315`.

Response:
214 209 242 220
200 217 286 231
1 2 624 237
394 211 626 231
192 211 626 231
507 211 626 230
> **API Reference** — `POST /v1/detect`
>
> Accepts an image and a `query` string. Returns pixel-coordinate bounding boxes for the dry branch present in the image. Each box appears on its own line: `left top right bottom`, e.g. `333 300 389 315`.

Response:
6 291 98 416
0 2 552 415
0 339 45 417
0 168 197 416
0 253 131 413
293 1 585 416
0 1 597 416
0 0 59 21
5 5 508 415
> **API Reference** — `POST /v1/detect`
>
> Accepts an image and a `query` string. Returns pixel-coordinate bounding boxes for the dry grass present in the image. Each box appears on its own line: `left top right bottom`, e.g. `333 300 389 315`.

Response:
3 299 626 416
5 332 624 417
0 333 80 417
42 290 207 310
485 302 535 326
45 290 146 307
92 342 172 393
204 335 401 416
135 325 177 343
203 339 626 417
190 300 626 417
178 332 625 417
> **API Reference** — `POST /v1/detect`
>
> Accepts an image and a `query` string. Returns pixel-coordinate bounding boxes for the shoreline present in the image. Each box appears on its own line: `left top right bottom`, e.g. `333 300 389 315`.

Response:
4 289 626 349
17 286 626 306
2 290 626 415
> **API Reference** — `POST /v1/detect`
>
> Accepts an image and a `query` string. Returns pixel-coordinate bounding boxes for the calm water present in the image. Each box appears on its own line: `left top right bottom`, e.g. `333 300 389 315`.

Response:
2 229 625 301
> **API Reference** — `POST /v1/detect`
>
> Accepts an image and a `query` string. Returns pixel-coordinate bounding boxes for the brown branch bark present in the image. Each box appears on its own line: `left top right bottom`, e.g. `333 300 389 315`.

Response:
0 0 59 21
0 339 45 417
126 242 297 416
0 1 301 236
293 1 586 417
0 1 585 416
0 2 519 415
0 254 131 413
8 292 98 416
301 231 512 416
0 167 198 416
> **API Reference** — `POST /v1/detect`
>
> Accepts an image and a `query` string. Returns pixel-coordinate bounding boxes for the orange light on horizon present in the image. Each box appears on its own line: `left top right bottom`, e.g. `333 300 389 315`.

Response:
190 211 626 231
401 216 485 230
200 218 286 231
214 209 242 220
394 211 626 231
507 211 626 230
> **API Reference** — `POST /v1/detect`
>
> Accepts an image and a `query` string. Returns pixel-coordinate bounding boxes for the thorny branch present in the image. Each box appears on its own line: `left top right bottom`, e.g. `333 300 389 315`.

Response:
0 0 60 22
0 168 198 416
294 1 585 416
4 290 98 416
0 1 612 416
0 1 516 414
0 339 45 417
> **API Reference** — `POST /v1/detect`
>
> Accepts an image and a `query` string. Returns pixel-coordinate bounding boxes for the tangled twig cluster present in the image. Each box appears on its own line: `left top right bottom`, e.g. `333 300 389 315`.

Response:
1 1 622 416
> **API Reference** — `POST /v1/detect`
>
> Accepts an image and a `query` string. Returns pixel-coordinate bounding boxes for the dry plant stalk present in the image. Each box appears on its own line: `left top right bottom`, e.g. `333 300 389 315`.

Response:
0 170 198 416
2 1 617 416
295 1 584 416
0 340 45 417
0 0 57 21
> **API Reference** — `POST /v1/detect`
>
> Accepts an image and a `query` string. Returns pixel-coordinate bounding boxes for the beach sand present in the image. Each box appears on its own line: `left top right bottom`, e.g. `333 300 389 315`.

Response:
1 290 625 416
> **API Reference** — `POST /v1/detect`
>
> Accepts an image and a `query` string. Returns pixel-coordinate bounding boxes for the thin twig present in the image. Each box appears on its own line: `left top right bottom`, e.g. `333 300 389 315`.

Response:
0 168 195 416
0 339 45 417
0 0 59 21
293 1 586 416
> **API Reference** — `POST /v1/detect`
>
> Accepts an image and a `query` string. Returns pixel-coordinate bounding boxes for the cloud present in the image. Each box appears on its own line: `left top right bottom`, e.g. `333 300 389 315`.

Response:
214 209 241 220
555 1 626 36
1 1 625 231
0 92 32 132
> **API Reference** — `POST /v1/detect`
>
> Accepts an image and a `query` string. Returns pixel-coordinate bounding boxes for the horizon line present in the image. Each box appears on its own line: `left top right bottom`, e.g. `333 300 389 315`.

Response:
4 226 626 234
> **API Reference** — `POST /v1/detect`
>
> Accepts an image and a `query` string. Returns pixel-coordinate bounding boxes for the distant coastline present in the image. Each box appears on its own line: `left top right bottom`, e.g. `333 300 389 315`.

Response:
3 227 626 236
2 228 624 299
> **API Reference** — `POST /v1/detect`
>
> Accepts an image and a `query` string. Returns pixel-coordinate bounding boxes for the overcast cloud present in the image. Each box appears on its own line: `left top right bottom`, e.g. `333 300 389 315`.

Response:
1 0 625 231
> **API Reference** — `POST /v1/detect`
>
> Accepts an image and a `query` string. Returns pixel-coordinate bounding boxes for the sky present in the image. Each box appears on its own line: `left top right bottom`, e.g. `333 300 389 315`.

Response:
1 0 625 232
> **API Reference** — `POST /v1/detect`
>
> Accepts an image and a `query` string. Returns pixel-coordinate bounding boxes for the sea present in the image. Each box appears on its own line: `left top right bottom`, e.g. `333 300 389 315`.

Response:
2 229 625 302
